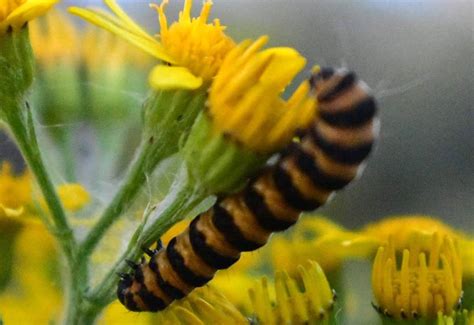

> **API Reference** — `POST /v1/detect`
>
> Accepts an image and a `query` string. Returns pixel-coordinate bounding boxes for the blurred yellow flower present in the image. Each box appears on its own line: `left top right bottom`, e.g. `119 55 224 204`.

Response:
57 183 91 212
0 163 31 216
70 0 235 90
29 9 79 67
358 216 474 279
372 233 463 320
295 215 474 278
38 183 91 213
0 161 90 216
362 215 466 250
30 9 152 72
0 0 59 34
269 216 372 274
0 219 61 323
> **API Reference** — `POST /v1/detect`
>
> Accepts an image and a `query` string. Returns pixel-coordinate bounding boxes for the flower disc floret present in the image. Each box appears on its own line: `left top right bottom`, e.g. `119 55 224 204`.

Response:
154 0 235 82
372 233 463 320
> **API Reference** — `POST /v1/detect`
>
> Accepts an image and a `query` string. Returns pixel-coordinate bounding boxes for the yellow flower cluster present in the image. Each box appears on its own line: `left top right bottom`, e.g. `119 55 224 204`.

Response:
372 233 463 320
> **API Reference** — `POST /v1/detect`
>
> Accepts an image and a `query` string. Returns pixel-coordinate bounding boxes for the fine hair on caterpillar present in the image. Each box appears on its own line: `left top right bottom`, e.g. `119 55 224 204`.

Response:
118 66 379 312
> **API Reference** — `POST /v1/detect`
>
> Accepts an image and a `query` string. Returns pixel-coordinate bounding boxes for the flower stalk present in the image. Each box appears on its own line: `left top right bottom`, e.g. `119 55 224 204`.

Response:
83 164 206 310
77 88 207 264
2 93 76 262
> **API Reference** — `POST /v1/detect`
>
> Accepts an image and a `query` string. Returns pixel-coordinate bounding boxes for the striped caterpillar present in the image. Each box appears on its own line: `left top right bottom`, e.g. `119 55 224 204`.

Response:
118 67 379 311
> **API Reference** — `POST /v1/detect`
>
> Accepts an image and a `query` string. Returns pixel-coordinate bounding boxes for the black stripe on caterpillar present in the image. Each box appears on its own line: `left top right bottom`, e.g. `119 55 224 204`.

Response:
117 67 379 311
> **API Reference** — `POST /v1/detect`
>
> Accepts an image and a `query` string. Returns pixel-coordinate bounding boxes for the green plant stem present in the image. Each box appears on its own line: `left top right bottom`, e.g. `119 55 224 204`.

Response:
77 89 206 264
80 168 206 322
77 143 150 263
3 101 83 324
3 100 76 261
63 262 87 325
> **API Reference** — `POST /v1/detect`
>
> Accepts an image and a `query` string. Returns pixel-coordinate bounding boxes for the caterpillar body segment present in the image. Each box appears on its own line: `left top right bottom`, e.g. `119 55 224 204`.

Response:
118 67 379 311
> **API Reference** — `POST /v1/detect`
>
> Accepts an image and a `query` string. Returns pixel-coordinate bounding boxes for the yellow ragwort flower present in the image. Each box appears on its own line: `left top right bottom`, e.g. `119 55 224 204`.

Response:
267 216 377 274
307 215 474 279
249 260 336 324
0 162 31 216
208 36 316 153
69 0 235 90
372 233 463 320
0 0 58 34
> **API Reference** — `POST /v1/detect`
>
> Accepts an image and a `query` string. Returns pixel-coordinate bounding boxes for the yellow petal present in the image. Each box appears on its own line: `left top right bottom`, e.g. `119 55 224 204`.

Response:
103 0 154 43
3 0 59 30
259 47 306 91
149 65 203 90
68 7 175 64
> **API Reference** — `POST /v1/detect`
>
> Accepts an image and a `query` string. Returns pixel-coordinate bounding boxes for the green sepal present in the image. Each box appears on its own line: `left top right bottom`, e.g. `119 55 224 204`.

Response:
142 87 207 169
183 112 268 194
0 27 34 113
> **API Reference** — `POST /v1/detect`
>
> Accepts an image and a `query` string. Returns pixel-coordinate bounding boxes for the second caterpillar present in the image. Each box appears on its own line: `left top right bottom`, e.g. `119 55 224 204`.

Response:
118 67 379 312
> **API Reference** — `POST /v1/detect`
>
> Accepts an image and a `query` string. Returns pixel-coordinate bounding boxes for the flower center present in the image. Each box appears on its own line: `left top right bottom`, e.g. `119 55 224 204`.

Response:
154 0 235 81
372 233 463 320
0 0 25 22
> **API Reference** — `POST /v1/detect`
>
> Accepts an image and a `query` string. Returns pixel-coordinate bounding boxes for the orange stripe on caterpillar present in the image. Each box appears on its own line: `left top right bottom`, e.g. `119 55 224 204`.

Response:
118 67 379 311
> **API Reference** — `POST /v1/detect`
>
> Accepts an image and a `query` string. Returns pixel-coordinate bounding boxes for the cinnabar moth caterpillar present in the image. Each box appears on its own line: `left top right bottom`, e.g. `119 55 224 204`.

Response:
118 67 379 312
